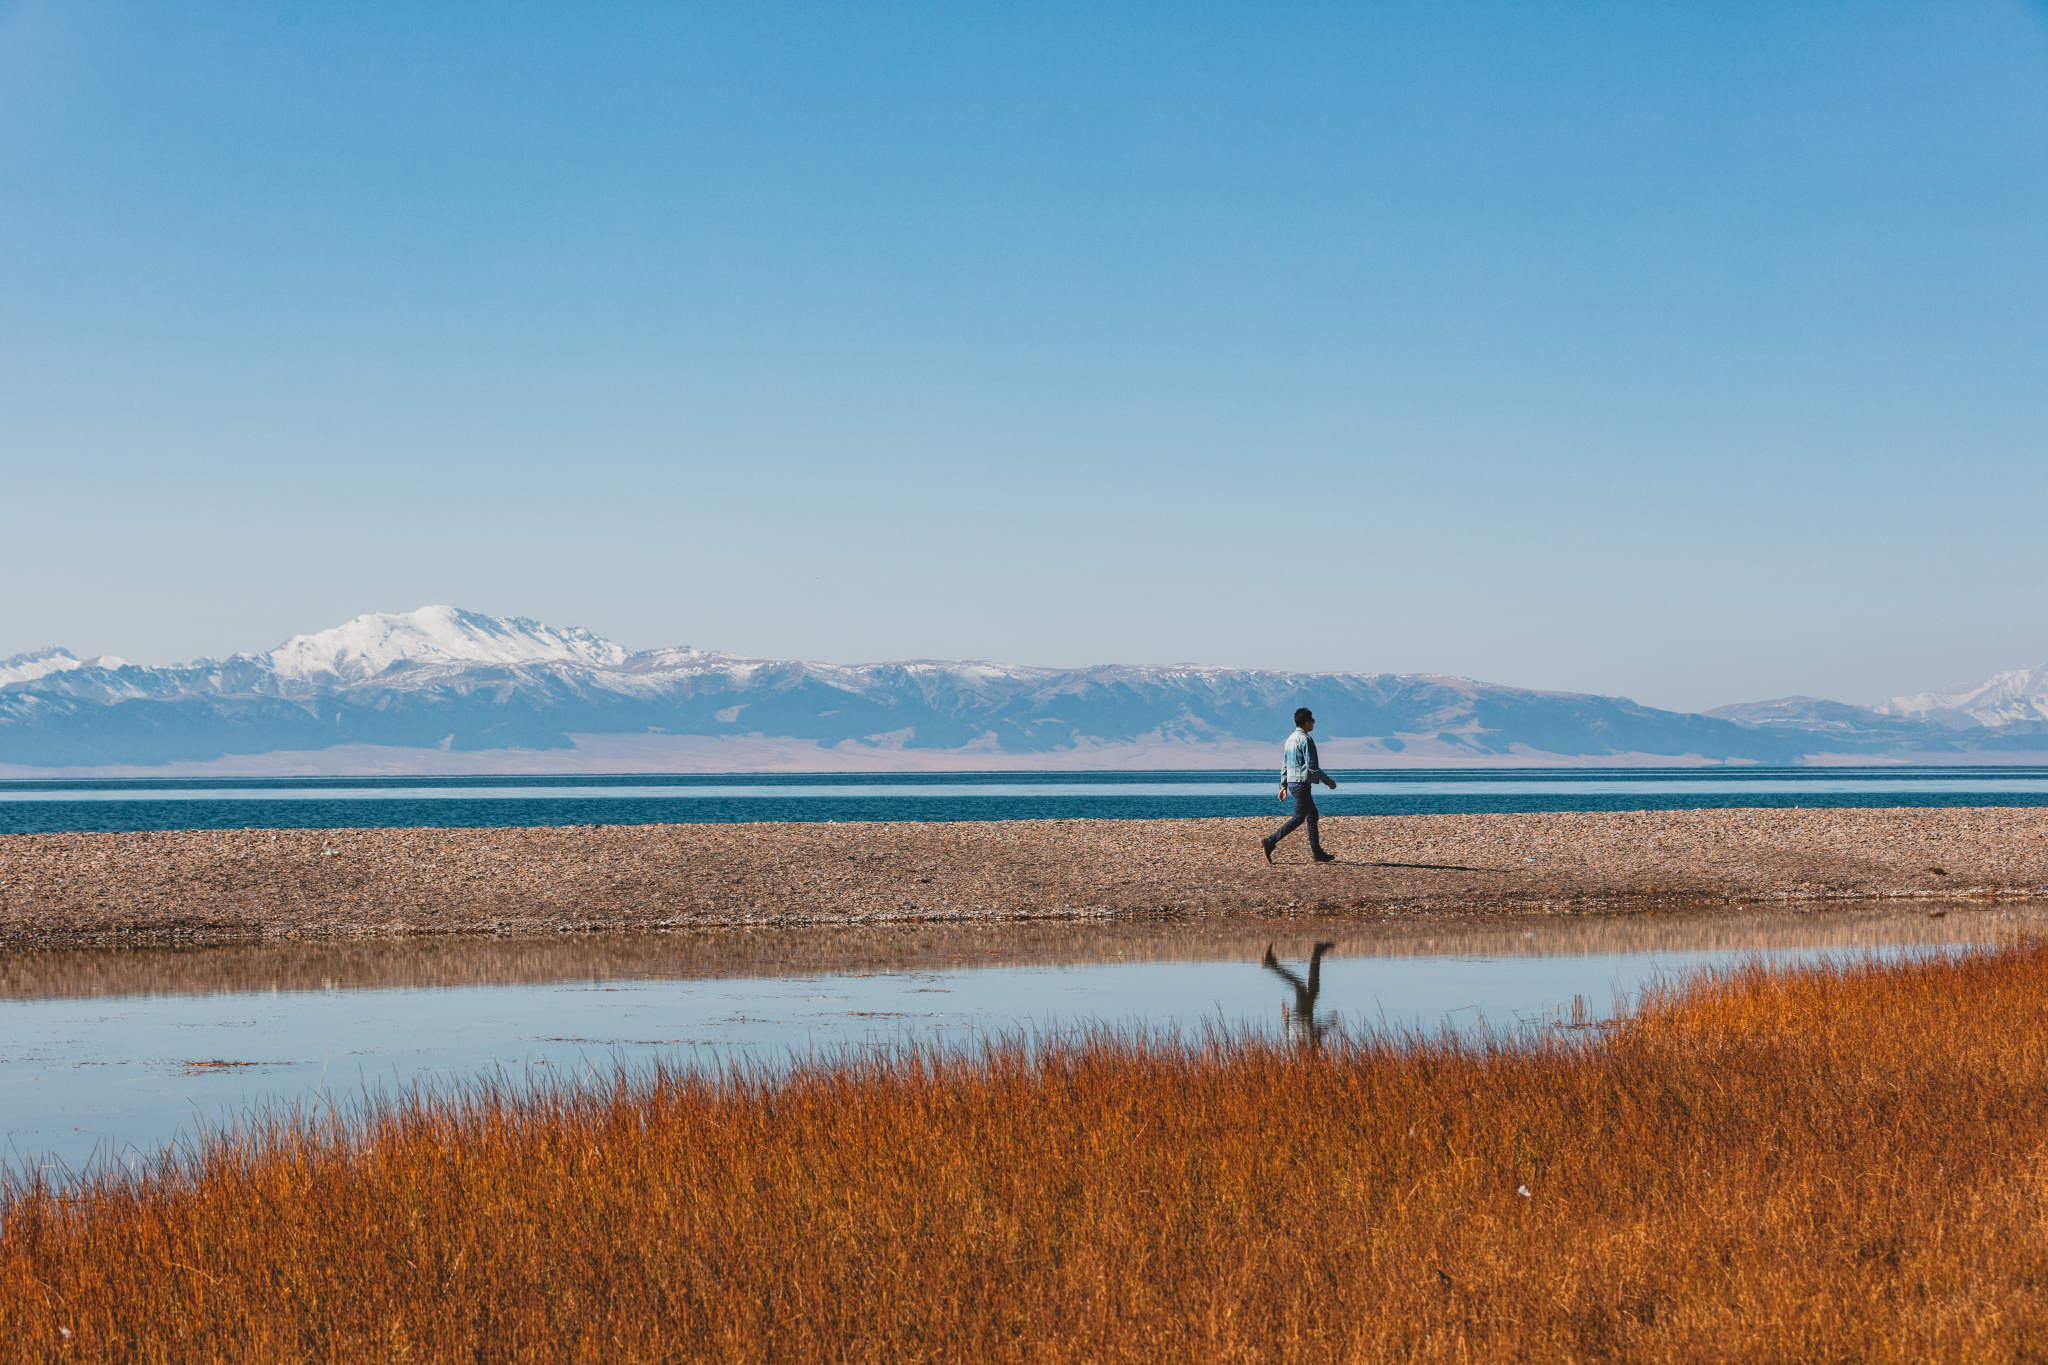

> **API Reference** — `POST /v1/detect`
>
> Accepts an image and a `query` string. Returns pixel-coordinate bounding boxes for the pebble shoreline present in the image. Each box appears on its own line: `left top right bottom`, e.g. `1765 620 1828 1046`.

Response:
3 807 2046 949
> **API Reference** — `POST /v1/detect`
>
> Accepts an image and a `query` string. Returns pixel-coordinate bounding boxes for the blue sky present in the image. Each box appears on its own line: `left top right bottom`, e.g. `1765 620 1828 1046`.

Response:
3 1 2045 713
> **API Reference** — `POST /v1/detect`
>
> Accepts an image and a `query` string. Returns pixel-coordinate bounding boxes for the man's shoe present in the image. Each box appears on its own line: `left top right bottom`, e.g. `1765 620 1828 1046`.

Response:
1260 839 1275 864
1313 851 1338 863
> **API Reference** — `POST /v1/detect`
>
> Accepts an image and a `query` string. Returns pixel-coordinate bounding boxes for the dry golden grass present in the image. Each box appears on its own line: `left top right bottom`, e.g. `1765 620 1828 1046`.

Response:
10 942 2048 1362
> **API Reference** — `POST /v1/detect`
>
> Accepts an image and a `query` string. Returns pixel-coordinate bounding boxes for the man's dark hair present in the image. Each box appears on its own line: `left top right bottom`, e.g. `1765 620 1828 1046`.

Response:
1294 707 1314 727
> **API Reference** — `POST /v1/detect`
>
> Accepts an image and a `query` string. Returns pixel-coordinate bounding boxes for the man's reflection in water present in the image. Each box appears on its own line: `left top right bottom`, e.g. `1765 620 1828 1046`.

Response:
1262 941 1338 1051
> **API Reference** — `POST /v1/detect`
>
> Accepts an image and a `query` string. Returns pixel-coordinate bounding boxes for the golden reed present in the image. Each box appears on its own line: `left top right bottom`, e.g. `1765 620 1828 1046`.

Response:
7 940 2048 1362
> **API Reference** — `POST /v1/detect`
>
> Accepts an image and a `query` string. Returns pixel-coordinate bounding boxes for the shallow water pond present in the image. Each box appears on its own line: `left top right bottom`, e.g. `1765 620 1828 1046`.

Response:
4 902 2041 1174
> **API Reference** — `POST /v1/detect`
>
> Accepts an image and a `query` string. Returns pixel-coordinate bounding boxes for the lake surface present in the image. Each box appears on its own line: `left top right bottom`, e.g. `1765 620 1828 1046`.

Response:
4 902 2038 1175
5 766 2047 834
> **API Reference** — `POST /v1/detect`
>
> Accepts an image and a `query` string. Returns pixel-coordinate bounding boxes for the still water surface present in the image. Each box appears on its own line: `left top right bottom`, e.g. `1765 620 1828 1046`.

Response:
5 902 2039 1174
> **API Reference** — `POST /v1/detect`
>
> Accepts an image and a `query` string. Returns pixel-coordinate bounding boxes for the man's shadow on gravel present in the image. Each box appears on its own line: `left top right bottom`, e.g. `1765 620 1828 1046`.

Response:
1326 859 1519 873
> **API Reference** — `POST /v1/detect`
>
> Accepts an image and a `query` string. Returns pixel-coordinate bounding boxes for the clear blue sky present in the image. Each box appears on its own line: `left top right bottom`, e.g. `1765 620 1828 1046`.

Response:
4 1 2044 713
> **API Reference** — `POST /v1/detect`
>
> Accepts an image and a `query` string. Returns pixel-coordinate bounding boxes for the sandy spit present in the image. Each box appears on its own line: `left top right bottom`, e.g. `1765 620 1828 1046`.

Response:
2 807 2046 949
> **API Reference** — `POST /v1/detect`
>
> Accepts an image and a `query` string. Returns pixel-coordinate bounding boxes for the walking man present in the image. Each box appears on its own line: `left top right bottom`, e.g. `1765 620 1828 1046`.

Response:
1262 707 1338 863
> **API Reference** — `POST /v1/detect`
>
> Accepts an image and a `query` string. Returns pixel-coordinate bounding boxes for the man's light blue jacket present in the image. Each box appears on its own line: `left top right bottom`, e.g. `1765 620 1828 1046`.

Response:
1281 728 1326 786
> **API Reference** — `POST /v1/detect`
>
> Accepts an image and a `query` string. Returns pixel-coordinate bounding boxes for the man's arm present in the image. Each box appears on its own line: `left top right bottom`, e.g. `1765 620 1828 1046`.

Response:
1306 735 1336 789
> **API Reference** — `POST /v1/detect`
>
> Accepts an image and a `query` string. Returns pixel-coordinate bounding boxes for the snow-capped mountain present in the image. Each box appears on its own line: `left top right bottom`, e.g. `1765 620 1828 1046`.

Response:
1873 664 2048 731
266 606 630 684
2 607 2041 772
0 647 130 686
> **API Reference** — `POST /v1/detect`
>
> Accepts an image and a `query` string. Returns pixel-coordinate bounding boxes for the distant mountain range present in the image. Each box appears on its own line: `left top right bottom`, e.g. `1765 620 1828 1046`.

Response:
3 606 2045 774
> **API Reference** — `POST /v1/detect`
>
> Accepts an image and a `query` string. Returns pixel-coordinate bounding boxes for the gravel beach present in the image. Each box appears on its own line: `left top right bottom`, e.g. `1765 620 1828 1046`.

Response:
4 807 2046 949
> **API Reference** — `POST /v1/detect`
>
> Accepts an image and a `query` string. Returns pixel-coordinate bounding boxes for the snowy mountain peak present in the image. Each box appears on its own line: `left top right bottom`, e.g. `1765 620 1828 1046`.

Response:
0 647 80 685
264 606 629 683
0 647 133 685
1872 663 2048 730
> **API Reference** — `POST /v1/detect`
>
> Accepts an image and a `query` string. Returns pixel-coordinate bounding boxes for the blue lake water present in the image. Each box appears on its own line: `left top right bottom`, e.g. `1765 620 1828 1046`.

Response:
4 767 2047 834
3 904 2038 1175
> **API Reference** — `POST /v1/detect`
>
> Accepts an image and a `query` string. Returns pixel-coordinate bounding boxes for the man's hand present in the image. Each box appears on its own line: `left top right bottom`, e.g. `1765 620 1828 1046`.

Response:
1323 775 1338 790
1278 786 1288 801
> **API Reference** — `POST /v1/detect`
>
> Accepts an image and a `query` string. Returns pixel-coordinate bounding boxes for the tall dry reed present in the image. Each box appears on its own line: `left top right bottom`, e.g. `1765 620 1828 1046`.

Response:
8 942 2048 1362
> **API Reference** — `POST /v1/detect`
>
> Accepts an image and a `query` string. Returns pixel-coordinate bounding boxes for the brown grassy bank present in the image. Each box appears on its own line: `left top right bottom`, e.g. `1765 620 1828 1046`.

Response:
6 805 2048 948
11 944 2048 1360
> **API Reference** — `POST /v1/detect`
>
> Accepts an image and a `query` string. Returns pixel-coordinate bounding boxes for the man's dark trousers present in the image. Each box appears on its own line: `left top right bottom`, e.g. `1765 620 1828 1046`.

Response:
1269 782 1325 856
